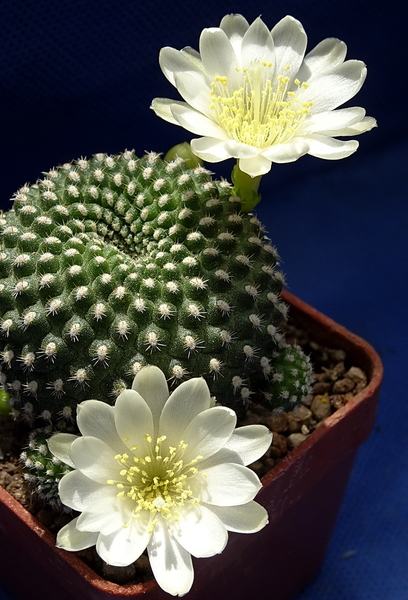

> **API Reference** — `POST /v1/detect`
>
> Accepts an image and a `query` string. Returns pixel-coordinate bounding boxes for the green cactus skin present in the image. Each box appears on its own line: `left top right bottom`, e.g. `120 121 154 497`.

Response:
20 427 73 510
0 151 312 423
265 343 313 412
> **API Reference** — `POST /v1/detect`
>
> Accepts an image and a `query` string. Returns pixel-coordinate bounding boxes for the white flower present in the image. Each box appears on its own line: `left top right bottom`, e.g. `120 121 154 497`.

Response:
151 14 376 177
48 366 272 597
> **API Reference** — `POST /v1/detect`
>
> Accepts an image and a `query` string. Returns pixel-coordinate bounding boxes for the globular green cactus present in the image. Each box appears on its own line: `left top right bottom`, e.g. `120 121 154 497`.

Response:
0 150 312 424
20 427 73 510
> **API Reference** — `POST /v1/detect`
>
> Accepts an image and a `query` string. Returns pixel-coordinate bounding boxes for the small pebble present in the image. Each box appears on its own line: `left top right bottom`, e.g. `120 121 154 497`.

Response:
333 378 355 394
265 412 289 433
345 367 367 391
268 432 287 459
287 405 313 433
287 433 308 449
311 394 332 421
312 380 331 395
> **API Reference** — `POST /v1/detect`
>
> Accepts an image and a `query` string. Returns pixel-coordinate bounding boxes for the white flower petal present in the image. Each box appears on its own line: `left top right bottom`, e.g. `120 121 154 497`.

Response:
56 517 98 552
261 140 310 163
131 366 168 436
150 98 189 125
97 513 152 567
159 377 211 445
300 59 367 113
77 496 133 535
297 38 347 82
307 135 359 159
69 436 120 483
197 447 244 470
59 469 117 512
301 107 367 134
148 520 194 597
238 155 272 177
205 500 268 533
336 117 377 135
240 17 275 69
180 46 203 71
223 140 262 158
199 27 236 79
224 425 272 466
170 103 228 138
191 136 234 162
181 405 236 461
271 16 307 82
192 136 260 163
172 71 213 116
169 504 227 558
196 462 262 506
47 433 78 468
159 46 207 87
219 14 250 55
115 388 154 453
76 400 126 454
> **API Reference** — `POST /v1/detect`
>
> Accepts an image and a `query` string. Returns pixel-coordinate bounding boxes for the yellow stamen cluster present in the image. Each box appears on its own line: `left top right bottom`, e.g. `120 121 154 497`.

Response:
107 434 203 530
209 62 312 148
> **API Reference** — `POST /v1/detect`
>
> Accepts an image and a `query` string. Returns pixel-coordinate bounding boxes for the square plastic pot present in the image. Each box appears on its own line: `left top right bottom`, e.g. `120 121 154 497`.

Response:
0 291 383 600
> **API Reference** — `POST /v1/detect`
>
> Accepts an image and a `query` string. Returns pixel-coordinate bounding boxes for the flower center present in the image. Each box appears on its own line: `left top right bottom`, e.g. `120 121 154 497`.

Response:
209 62 313 148
108 434 203 528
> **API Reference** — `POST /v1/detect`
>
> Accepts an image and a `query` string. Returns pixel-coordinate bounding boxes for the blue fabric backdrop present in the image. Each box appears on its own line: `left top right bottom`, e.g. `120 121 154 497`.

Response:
1 0 407 598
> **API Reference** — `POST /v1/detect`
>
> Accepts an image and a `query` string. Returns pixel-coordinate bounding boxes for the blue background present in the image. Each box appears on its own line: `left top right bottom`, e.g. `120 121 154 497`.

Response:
1 0 407 598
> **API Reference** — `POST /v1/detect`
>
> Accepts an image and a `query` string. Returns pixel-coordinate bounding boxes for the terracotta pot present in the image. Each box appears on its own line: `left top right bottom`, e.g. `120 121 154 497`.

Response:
0 291 383 600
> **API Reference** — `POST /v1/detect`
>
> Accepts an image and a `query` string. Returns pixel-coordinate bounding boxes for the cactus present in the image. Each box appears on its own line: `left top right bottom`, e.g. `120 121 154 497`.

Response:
0 150 312 426
20 427 73 510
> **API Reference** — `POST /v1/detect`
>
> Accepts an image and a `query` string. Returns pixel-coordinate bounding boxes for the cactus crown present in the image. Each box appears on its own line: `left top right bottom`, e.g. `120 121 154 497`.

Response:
0 150 312 427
